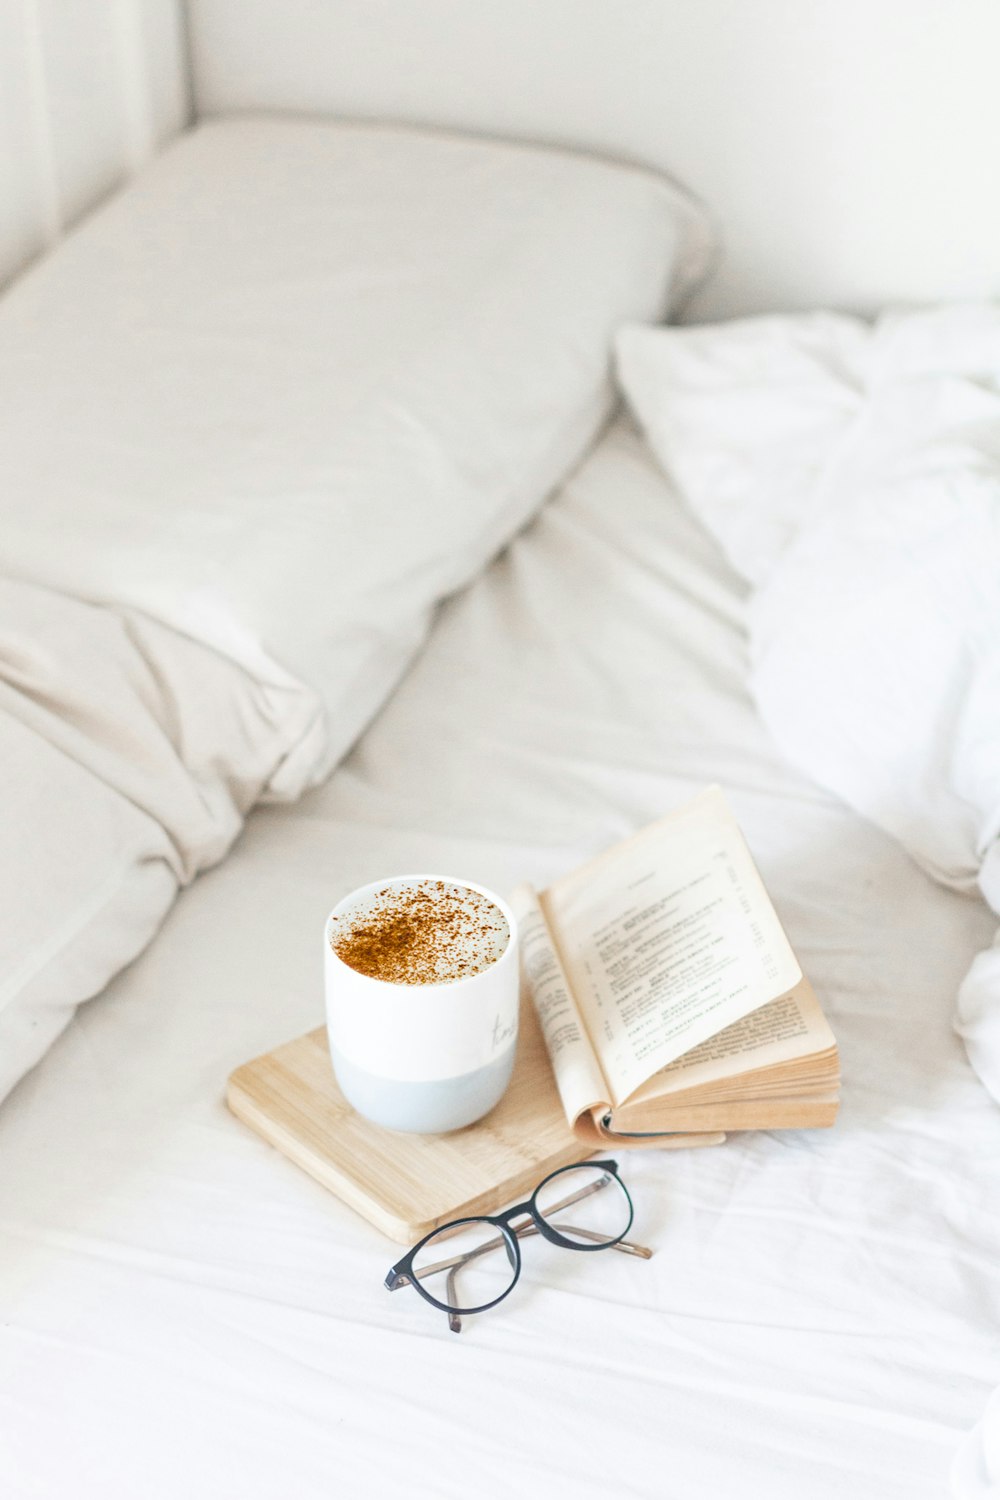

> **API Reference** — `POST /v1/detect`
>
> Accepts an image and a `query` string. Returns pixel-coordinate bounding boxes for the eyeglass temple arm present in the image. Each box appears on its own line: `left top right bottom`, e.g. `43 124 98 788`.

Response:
546 1222 652 1258
446 1266 463 1334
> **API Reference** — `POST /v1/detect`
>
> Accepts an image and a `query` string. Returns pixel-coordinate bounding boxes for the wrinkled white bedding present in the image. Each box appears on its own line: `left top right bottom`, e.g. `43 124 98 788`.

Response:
618 306 1000 1110
1 420 997 1500
0 575 325 1103
618 306 1000 1494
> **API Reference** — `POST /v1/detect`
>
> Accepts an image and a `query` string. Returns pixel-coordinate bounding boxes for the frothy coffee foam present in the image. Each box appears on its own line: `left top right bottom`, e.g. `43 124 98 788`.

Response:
329 879 509 985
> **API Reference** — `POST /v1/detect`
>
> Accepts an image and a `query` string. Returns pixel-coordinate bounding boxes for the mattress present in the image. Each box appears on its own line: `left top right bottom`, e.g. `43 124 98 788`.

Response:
1 418 997 1499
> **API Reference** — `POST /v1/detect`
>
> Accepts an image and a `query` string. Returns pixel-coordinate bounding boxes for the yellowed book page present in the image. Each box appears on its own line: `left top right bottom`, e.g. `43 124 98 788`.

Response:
628 978 836 1106
542 787 802 1107
612 1091 840 1135
511 883 611 1131
682 1071 840 1104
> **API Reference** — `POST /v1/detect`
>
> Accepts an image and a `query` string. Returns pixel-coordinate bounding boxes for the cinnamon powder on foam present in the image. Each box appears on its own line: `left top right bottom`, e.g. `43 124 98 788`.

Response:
329 881 508 985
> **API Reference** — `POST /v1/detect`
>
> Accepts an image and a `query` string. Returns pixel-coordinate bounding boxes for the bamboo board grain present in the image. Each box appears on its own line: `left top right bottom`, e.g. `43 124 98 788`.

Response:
227 995 590 1244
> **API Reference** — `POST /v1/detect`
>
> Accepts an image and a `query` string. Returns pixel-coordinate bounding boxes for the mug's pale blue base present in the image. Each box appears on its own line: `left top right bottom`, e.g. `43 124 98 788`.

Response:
330 1041 516 1134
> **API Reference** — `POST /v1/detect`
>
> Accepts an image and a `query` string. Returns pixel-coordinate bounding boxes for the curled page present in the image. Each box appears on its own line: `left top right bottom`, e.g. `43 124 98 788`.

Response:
511 883 610 1132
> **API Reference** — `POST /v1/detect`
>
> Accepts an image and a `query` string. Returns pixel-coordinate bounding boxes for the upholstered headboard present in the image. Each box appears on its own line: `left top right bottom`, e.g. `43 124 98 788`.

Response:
187 0 1000 321
0 0 190 288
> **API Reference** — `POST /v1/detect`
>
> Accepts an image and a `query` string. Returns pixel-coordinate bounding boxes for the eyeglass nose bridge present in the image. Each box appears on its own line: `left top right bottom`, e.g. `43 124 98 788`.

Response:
496 1201 581 1251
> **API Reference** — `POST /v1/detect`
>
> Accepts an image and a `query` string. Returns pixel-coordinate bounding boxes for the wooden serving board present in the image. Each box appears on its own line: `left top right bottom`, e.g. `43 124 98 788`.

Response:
227 995 590 1244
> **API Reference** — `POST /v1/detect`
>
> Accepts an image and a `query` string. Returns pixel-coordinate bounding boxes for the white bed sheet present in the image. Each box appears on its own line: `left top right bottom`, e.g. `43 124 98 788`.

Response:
1 419 998 1500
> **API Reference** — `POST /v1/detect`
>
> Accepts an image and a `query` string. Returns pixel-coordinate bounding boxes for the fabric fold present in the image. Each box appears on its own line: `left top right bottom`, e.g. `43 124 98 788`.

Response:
617 304 1000 1107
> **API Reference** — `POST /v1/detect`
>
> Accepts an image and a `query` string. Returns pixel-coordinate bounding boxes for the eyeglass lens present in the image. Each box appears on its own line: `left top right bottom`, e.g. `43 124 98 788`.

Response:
533 1163 632 1246
411 1219 518 1313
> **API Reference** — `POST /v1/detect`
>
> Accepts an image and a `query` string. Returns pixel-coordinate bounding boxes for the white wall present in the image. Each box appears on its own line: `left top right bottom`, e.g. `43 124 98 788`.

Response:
0 0 191 289
188 0 1000 321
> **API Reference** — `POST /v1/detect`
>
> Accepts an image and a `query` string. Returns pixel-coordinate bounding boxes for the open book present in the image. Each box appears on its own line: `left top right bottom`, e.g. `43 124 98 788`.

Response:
512 786 839 1146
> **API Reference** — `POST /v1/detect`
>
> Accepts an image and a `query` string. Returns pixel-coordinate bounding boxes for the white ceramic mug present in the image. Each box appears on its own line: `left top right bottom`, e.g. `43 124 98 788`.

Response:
324 875 519 1133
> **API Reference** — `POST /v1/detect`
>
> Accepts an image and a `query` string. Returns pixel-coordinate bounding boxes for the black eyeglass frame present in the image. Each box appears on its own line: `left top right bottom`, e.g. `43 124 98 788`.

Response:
384 1158 634 1319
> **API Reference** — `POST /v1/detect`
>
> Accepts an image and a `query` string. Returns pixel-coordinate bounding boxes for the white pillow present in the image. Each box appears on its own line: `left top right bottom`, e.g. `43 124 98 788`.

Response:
0 114 714 775
0 114 712 1102
617 311 871 585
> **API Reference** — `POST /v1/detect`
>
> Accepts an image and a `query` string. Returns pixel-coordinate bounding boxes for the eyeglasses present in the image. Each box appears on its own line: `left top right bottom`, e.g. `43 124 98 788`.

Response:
384 1159 652 1332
